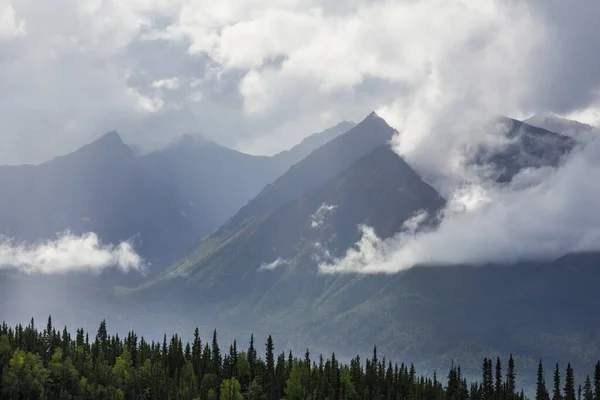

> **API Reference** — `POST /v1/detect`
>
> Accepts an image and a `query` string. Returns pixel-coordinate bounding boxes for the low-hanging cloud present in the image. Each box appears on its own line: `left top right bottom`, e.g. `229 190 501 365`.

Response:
258 257 289 271
320 136 600 274
0 232 145 274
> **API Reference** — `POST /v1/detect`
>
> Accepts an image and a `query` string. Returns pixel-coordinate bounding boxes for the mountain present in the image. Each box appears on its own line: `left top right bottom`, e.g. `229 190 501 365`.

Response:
525 114 597 143
126 113 595 388
525 114 594 136
0 132 195 271
271 121 356 166
291 253 600 389
212 112 396 238
0 122 355 272
131 113 444 329
471 117 576 182
138 122 355 238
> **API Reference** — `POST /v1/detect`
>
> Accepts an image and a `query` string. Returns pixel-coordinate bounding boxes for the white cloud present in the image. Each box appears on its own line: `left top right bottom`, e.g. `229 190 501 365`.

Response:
0 232 145 274
0 1 26 41
310 203 337 229
151 77 181 90
258 257 289 271
3 0 600 172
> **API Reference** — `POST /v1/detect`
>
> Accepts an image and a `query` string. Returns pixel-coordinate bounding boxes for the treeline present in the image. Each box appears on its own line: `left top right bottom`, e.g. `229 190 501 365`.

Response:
0 317 597 400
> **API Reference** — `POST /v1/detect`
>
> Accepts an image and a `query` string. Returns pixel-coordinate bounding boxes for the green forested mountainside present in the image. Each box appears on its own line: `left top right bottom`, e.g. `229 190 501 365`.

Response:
140 145 444 298
1 317 593 400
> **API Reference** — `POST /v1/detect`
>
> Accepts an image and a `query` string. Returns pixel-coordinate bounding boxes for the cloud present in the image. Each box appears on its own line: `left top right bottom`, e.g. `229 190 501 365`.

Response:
310 203 337 229
0 1 26 41
0 232 145 274
4 0 600 166
151 78 181 90
320 135 600 274
258 257 289 271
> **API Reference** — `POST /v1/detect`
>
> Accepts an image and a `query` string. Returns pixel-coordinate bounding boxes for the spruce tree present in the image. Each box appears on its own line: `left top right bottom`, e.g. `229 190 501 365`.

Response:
212 329 221 378
564 363 576 400
192 327 202 377
496 357 503 396
506 354 516 398
265 335 275 395
594 362 600 400
554 364 564 400
537 360 549 400
585 375 594 400
248 334 256 379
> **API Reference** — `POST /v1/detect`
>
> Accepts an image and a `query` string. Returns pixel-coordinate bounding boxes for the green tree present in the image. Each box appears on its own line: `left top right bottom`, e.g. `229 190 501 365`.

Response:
284 361 307 400
113 345 134 397
201 373 218 400
339 367 357 400
220 378 243 400
247 378 266 400
2 349 48 399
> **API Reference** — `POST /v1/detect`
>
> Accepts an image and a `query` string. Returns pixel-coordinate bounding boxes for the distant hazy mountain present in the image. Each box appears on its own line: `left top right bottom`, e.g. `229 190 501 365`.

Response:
0 122 354 271
0 132 196 270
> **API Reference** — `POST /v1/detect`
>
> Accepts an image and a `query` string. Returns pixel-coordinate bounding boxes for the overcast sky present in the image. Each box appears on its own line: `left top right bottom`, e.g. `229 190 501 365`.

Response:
2 0 600 166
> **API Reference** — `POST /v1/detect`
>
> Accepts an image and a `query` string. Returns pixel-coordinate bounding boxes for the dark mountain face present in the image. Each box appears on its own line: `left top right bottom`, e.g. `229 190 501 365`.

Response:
470 118 575 182
215 112 396 238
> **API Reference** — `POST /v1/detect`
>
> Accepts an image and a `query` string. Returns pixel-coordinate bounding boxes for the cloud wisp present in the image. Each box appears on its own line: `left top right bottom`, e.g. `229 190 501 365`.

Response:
310 203 337 229
0 232 145 274
258 257 289 271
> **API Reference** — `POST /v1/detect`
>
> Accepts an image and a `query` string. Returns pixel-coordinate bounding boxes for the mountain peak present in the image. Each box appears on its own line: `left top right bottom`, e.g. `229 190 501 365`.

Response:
355 110 392 131
73 131 132 160
95 131 124 145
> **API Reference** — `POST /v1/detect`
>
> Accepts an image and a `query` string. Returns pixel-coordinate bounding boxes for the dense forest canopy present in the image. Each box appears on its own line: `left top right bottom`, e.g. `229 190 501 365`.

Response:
1 317 599 400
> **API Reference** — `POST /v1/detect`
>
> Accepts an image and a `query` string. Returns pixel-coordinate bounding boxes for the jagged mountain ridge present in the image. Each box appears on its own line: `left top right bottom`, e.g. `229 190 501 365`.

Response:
0 122 355 271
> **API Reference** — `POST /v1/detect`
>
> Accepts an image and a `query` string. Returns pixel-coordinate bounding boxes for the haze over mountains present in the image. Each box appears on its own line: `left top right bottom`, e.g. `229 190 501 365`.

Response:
1 111 599 390
0 121 354 271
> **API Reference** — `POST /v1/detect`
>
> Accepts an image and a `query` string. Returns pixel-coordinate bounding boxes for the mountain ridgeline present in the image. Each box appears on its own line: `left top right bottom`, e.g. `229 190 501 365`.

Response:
0 122 355 271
